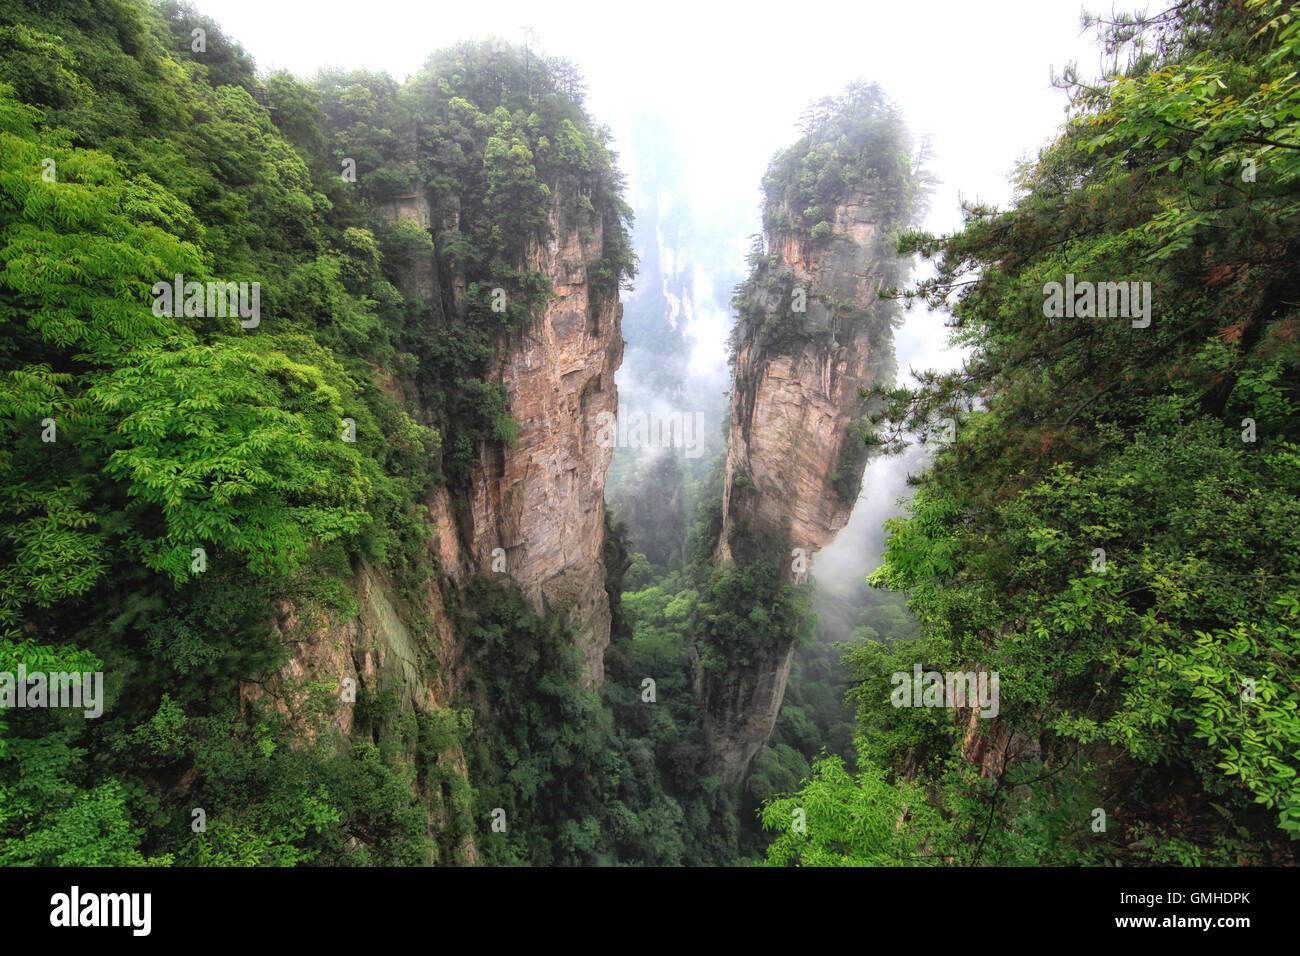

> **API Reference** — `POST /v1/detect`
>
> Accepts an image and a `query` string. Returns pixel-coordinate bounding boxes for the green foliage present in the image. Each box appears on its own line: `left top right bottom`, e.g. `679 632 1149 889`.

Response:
832 0 1300 865
459 579 686 866
765 81 923 232
0 0 636 869
694 560 815 676
760 742 947 866
0 80 372 626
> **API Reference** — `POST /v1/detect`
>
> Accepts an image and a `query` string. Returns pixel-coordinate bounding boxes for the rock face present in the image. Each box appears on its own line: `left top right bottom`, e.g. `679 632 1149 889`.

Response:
248 177 624 859
241 559 478 864
467 187 623 687
375 179 623 690
695 639 797 788
705 193 891 786
719 195 884 565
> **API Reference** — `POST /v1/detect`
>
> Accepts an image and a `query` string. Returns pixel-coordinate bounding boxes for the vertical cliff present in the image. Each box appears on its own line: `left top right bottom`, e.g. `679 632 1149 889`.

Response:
241 44 634 862
257 170 623 691
700 85 920 786
241 171 623 856
466 182 624 687
339 48 632 693
717 192 889 566
701 195 892 787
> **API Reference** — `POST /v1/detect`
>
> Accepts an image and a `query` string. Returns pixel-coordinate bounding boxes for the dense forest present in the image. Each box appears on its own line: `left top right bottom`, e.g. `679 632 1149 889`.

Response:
763 0 1300 865
0 0 1296 869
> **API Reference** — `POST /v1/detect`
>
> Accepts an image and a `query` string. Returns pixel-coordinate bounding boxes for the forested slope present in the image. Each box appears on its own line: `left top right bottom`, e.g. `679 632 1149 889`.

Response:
762 0 1300 866
0 0 651 865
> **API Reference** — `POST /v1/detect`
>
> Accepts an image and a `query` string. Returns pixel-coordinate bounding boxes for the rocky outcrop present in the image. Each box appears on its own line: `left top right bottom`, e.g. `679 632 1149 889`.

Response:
718 195 885 565
961 710 1042 779
467 186 623 687
247 174 624 858
696 639 796 788
240 559 478 865
375 181 622 689
705 192 892 786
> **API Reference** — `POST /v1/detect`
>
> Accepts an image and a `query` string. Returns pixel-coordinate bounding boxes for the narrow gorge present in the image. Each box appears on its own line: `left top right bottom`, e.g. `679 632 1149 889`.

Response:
5 0 1296 872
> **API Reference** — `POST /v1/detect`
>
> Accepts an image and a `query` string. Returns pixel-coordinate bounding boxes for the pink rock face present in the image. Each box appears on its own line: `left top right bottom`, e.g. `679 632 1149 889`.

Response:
720 339 875 563
378 183 622 688
246 178 621 863
709 192 886 786
467 192 623 688
721 194 881 564
260 183 622 722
